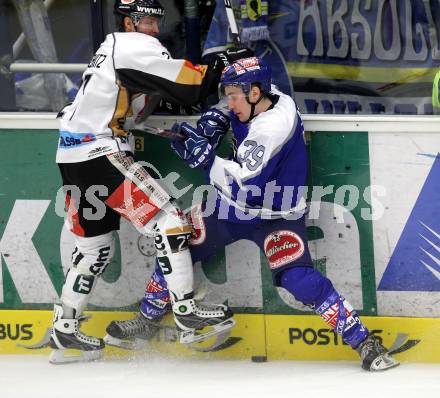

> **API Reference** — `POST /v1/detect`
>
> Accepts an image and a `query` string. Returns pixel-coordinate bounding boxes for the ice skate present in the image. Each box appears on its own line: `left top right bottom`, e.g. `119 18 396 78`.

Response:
104 313 161 350
172 296 236 351
356 333 400 371
48 305 104 364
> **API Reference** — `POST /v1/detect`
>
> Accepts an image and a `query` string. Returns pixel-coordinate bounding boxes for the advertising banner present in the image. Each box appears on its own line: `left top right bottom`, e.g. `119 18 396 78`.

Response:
0 127 439 360
1 128 439 317
0 130 374 314
204 0 440 115
1 310 438 363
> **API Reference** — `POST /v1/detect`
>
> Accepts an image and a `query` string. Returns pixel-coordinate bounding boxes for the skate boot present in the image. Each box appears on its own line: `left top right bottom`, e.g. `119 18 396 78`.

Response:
356 333 400 371
172 294 236 350
104 313 161 350
48 305 104 364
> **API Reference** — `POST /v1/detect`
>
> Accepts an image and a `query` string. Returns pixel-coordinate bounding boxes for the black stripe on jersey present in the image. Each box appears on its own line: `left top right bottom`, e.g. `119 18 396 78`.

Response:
117 68 211 105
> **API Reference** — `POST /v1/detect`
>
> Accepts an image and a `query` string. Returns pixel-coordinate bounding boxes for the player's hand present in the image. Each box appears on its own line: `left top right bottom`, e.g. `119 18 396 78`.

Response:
208 47 255 75
171 123 215 169
197 108 230 149
224 47 255 63
155 99 202 116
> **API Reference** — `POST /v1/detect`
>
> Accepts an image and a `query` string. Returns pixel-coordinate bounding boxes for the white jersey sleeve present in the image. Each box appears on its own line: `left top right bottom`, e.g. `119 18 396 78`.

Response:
57 32 216 164
209 91 297 194
113 32 209 104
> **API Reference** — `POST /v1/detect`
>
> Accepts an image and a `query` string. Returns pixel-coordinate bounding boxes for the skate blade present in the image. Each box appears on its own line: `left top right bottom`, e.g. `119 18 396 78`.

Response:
17 327 52 349
369 353 400 371
188 332 242 352
103 334 147 350
49 349 103 365
180 318 236 346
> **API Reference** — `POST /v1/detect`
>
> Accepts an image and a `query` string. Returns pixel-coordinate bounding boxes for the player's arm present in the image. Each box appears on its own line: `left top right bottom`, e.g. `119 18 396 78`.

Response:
113 34 252 105
117 56 212 105
171 111 294 202
208 124 283 200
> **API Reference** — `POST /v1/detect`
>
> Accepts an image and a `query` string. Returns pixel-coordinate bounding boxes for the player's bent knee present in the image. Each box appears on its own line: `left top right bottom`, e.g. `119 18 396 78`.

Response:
279 266 334 307
154 203 192 253
71 232 115 276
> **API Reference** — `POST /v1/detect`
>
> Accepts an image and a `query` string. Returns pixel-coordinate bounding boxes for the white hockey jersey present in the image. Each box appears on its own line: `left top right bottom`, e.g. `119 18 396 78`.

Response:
57 32 215 163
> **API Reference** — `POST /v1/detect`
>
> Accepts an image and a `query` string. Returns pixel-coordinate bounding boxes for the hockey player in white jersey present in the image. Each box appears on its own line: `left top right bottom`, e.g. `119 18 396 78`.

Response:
106 57 400 371
46 0 253 364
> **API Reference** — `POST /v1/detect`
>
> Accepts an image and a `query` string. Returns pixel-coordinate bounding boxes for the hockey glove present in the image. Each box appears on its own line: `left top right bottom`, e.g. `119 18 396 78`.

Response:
208 47 255 77
197 108 230 149
171 123 215 169
218 47 255 67
155 99 203 116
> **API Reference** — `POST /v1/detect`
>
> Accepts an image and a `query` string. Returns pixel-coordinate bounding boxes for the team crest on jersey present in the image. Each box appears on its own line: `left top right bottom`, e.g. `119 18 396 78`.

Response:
264 230 304 269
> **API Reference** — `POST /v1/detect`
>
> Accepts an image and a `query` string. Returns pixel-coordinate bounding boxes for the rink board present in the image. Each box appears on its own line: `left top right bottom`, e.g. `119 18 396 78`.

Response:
265 315 440 363
0 310 267 360
1 129 439 317
1 310 439 363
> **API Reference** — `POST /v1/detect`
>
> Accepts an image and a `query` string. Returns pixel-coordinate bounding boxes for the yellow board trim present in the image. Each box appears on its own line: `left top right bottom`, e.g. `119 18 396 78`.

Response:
287 62 437 84
432 70 440 109
1 311 439 363
265 314 440 363
0 310 265 360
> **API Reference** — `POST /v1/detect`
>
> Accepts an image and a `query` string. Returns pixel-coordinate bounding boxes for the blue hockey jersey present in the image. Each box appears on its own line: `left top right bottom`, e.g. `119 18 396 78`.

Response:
207 88 308 223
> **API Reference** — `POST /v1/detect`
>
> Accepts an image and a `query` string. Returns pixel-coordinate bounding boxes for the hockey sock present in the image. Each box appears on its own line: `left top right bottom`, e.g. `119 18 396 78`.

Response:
140 261 171 320
280 266 368 348
61 268 97 317
314 290 368 348
59 232 114 318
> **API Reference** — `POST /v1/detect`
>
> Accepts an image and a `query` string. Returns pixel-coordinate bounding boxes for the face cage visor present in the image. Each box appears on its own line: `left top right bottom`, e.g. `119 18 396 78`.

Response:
130 12 165 29
219 82 252 101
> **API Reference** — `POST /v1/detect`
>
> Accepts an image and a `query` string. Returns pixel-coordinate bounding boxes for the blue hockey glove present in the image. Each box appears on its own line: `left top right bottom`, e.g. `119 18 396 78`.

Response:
197 108 230 149
171 123 215 169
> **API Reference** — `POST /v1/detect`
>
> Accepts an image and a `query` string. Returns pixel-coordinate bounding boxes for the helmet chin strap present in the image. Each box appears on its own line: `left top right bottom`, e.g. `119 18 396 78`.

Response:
243 94 264 123
131 15 141 27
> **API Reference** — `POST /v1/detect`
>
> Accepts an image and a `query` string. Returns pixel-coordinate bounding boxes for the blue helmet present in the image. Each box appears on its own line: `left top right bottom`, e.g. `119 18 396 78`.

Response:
220 57 272 96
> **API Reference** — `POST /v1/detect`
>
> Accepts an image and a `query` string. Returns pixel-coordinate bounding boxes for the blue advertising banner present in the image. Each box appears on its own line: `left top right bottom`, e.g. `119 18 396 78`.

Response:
204 0 440 115
378 154 440 291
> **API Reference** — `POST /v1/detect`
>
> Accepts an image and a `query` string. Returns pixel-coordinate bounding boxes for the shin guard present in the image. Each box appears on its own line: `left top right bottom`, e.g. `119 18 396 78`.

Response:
280 266 368 348
315 290 368 349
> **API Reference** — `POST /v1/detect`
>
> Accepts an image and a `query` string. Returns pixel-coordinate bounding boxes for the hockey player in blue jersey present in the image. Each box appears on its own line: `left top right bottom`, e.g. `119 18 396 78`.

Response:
105 57 399 371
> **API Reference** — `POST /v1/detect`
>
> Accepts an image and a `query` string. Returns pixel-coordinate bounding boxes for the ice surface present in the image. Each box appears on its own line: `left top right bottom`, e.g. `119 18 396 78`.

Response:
0 355 439 398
